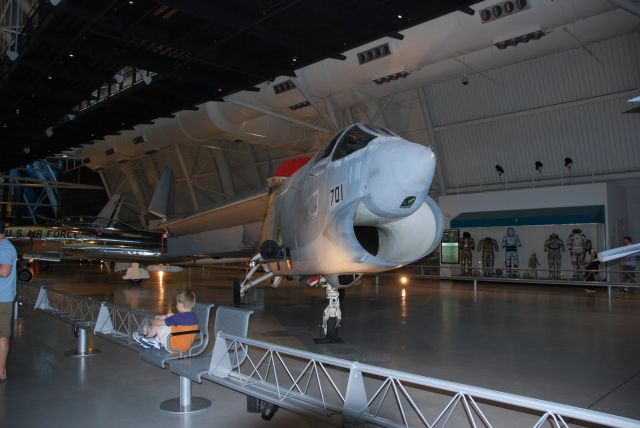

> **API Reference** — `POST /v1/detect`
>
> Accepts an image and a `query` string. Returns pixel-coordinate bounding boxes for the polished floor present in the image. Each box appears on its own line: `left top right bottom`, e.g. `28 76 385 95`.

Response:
1 262 639 427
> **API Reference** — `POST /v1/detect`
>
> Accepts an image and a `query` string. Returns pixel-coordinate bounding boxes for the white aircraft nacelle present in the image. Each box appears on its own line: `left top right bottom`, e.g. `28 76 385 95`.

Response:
262 123 444 287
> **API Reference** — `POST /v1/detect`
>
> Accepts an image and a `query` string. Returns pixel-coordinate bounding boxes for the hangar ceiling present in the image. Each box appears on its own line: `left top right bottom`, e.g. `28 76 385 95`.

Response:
1 0 639 226
0 0 481 172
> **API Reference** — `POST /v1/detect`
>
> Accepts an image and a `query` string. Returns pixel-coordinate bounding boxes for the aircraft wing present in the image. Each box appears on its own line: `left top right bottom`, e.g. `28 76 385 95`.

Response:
158 191 270 258
598 243 640 262
160 191 269 235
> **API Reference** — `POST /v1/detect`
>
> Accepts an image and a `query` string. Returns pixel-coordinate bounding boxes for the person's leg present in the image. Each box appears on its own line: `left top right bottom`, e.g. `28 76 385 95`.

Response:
0 337 8 380
0 302 11 380
147 325 159 338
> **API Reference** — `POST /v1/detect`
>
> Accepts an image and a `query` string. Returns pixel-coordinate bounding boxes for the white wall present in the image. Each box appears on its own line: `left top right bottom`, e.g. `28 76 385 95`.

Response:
626 185 640 244
438 183 609 276
606 182 627 249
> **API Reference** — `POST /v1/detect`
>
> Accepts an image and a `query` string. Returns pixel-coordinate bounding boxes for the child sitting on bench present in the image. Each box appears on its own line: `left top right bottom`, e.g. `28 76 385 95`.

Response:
134 290 198 351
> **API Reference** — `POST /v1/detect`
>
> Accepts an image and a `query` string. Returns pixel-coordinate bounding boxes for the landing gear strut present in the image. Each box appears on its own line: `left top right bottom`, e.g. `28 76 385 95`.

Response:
237 253 283 305
310 277 343 344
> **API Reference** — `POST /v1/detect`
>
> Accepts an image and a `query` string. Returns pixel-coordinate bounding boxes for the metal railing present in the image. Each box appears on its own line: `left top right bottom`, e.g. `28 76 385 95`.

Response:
93 301 155 349
385 265 640 297
16 281 42 306
34 286 102 327
207 332 640 428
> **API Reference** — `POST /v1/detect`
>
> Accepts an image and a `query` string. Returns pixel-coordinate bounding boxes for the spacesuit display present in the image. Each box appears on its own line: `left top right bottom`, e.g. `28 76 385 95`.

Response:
458 232 475 275
528 253 540 279
544 233 565 279
501 227 522 277
477 237 499 276
567 228 586 279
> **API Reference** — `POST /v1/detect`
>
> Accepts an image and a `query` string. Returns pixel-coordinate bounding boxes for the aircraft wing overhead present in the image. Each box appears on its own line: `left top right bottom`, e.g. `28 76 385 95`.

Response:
159 191 270 236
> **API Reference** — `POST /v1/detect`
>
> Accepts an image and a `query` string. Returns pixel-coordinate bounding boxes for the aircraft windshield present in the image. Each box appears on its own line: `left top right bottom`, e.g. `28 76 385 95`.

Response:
331 125 377 161
315 132 342 162
362 123 396 137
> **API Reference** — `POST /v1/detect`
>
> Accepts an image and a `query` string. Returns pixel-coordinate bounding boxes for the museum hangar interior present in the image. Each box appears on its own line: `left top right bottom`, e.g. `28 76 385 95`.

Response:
0 1 639 427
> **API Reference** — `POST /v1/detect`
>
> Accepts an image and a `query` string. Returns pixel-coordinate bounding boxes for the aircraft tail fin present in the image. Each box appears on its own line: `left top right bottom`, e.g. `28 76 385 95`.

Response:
95 194 124 226
148 167 174 221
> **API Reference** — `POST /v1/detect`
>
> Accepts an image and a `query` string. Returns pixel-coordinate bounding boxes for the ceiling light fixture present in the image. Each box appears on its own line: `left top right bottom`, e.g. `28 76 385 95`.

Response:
372 70 411 85
564 157 573 169
6 51 18 61
535 161 543 173
113 73 125 84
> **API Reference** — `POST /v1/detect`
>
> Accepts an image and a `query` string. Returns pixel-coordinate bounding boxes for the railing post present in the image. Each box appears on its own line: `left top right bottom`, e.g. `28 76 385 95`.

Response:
344 363 369 424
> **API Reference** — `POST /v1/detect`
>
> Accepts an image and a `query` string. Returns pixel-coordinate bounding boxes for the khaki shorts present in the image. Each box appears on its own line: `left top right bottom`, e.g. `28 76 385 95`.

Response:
0 301 13 337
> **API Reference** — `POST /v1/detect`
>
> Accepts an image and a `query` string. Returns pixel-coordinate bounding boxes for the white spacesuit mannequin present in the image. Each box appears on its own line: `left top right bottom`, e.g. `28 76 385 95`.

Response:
501 227 522 277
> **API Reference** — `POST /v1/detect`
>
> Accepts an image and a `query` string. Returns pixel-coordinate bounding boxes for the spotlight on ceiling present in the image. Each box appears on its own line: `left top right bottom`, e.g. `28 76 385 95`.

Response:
564 157 573 169
67 113 76 121
6 50 18 61
113 73 125 84
44 127 54 137
142 75 153 85
50 0 61 5
535 161 543 173
23 146 31 155
495 164 504 176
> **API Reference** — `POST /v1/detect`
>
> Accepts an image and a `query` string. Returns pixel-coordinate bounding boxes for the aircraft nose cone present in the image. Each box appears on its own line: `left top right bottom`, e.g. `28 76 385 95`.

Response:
363 139 436 219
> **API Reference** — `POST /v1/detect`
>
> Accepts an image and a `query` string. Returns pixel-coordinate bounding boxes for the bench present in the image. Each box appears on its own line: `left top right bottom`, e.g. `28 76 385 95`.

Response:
94 301 214 369
139 302 214 368
161 305 254 413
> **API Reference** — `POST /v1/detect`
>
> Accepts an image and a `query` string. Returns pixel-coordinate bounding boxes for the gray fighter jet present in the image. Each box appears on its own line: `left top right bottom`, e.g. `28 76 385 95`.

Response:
151 123 444 339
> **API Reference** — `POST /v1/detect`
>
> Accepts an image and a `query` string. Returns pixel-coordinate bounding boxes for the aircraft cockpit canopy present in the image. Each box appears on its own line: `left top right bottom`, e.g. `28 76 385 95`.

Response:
316 123 397 163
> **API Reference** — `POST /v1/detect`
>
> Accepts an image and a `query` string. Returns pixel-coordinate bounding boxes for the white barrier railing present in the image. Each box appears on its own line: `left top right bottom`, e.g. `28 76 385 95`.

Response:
207 332 640 428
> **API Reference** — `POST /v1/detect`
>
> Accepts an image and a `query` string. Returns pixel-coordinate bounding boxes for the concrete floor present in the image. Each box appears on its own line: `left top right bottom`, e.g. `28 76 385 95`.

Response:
1 262 639 427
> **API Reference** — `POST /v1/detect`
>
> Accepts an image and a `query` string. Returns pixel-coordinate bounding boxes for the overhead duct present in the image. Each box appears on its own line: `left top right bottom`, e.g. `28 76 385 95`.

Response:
81 98 325 168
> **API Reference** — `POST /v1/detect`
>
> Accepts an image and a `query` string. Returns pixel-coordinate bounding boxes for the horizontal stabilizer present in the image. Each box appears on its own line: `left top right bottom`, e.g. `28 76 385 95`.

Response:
149 168 174 220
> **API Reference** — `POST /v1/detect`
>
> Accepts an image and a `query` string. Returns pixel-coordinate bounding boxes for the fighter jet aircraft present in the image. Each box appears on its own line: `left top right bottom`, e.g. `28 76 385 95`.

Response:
5 194 165 282
150 123 444 340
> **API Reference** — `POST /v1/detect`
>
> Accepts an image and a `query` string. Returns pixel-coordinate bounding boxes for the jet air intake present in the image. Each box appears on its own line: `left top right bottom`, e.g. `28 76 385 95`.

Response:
351 140 443 265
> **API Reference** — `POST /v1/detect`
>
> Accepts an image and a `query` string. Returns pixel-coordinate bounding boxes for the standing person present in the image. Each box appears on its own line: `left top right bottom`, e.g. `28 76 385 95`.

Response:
619 236 636 292
0 223 17 381
583 247 600 292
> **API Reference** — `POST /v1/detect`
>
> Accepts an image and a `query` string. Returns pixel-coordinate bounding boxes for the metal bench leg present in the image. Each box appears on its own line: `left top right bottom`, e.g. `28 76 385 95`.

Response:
65 326 99 357
160 376 211 414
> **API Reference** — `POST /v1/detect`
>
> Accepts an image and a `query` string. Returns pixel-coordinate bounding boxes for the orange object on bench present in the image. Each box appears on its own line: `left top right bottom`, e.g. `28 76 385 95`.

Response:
168 325 199 352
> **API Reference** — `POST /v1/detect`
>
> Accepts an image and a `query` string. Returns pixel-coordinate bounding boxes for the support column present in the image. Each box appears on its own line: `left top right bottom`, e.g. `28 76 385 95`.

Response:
174 144 199 211
98 170 112 199
120 163 148 227
214 150 236 200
